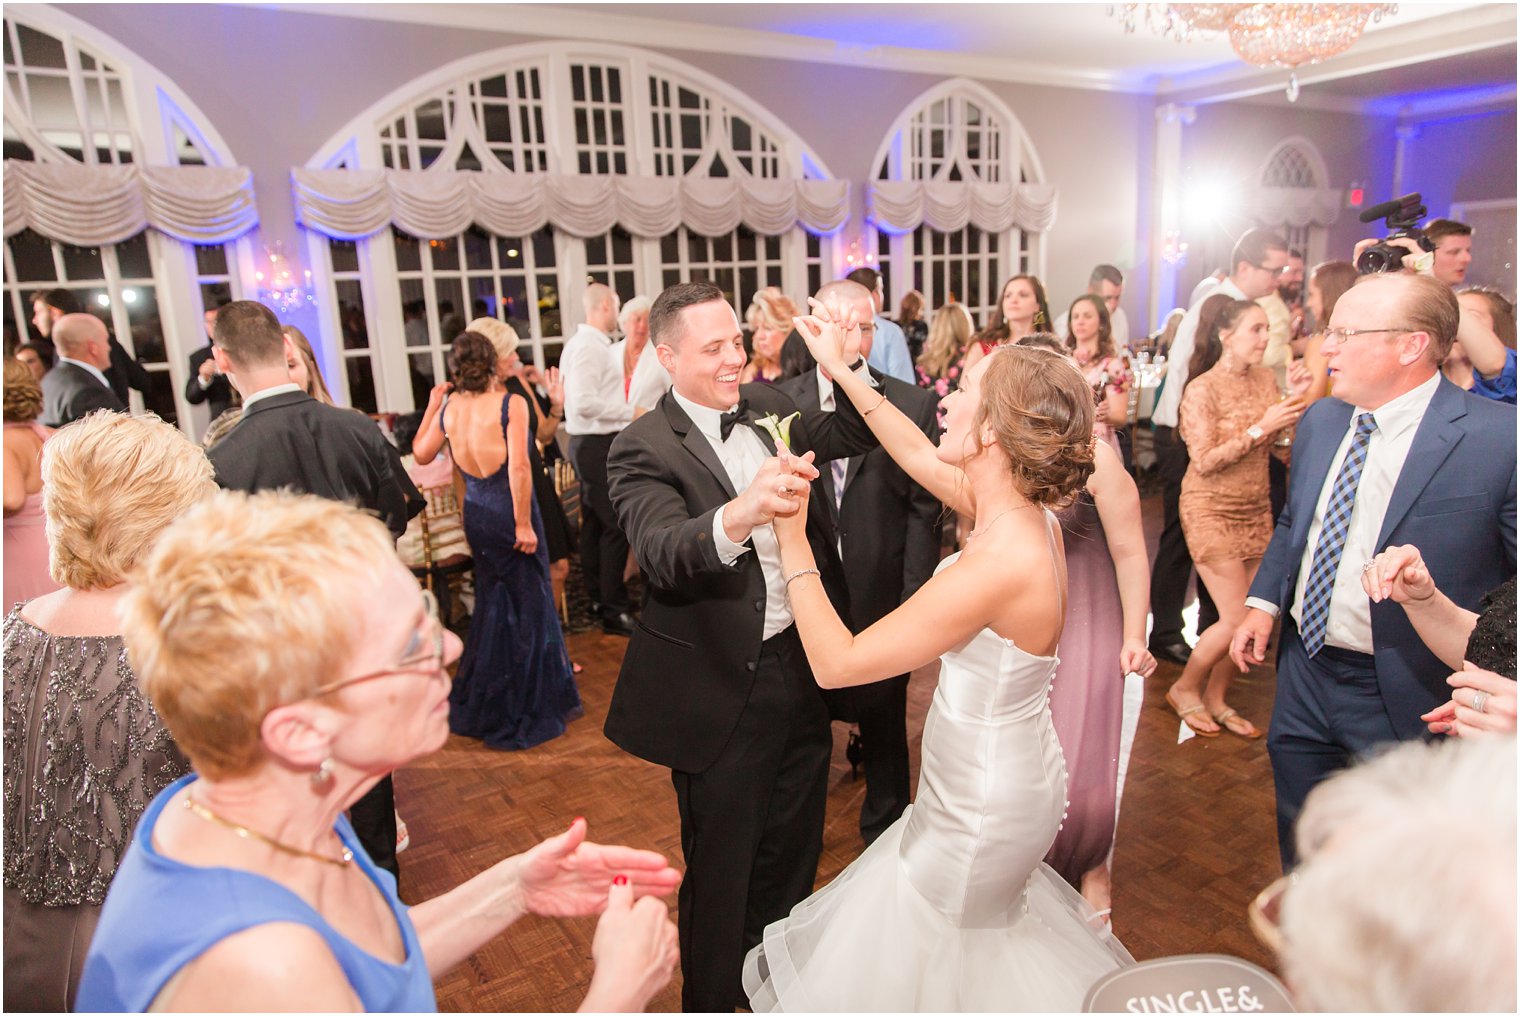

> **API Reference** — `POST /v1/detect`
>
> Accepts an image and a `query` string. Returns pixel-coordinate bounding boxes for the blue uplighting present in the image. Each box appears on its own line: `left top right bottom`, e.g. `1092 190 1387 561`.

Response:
1364 82 1517 118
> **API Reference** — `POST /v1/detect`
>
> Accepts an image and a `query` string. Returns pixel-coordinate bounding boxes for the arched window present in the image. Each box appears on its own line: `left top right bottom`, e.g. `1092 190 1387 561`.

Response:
1255 137 1334 267
305 43 836 414
2 9 249 433
870 81 1046 330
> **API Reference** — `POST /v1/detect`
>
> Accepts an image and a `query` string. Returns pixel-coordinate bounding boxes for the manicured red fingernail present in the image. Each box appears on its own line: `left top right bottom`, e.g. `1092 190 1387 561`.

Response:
613 875 628 886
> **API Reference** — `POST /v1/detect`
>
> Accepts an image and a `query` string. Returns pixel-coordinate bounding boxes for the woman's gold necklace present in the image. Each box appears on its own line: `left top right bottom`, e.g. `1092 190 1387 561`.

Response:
183 794 353 867
967 503 1037 539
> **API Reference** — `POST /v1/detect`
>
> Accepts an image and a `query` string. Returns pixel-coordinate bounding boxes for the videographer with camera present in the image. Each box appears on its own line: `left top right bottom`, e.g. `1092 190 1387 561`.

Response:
1230 196 1516 868
1351 196 1514 405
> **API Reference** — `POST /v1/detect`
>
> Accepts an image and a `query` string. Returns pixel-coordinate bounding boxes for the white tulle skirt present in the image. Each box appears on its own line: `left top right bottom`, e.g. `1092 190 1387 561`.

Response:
742 808 1134 1012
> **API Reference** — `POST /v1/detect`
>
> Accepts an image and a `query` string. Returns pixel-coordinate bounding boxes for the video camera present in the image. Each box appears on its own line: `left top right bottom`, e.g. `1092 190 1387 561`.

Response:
1356 192 1435 274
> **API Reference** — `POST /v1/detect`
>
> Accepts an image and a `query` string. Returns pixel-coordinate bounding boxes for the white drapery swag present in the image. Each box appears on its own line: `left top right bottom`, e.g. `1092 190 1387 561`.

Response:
867 180 1059 235
2 160 258 245
1249 186 1343 229
291 168 851 241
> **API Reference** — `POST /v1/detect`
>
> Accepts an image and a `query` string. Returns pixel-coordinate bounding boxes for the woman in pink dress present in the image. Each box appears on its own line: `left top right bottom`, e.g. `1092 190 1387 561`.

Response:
4 358 58 613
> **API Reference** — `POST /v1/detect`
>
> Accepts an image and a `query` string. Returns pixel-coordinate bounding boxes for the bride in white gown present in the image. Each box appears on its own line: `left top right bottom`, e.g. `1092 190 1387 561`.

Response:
744 307 1134 1011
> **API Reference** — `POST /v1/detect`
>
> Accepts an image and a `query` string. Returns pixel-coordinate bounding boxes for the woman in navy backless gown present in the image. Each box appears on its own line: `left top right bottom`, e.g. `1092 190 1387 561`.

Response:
415 330 580 750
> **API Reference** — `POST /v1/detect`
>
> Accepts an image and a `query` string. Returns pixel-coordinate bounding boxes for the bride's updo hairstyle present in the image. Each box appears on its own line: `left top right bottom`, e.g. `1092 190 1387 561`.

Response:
973 345 1095 509
449 331 498 393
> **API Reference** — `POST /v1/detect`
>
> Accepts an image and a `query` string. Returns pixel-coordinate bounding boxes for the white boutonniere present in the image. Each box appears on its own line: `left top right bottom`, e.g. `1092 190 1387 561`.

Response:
754 410 801 451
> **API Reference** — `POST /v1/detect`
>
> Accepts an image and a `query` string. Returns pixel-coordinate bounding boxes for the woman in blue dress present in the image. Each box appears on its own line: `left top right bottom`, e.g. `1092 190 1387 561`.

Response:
414 330 581 750
77 492 679 1012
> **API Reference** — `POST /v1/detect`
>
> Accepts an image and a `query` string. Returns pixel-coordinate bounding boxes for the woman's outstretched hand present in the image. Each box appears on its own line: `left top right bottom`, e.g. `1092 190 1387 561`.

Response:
517 817 681 919
1360 544 1436 605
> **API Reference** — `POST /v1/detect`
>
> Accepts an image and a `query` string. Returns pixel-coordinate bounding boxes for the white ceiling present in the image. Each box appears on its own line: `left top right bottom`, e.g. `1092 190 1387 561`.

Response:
276 2 1518 107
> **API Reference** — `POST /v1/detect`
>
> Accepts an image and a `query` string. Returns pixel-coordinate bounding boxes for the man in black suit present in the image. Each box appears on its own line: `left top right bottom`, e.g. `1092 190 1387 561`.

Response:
605 281 877 1012
777 279 941 845
32 288 149 405
41 313 126 426
185 303 236 422
206 300 422 880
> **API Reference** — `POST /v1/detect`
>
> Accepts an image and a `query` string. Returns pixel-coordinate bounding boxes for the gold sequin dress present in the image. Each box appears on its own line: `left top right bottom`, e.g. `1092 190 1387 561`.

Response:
1178 363 1283 564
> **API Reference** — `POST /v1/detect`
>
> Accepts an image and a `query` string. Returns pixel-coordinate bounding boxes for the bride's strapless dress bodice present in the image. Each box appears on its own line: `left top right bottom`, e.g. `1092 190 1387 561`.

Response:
743 550 1131 1011
900 623 1066 929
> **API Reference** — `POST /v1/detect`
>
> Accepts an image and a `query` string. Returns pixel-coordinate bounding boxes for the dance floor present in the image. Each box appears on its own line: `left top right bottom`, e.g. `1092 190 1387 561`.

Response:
395 494 1281 1012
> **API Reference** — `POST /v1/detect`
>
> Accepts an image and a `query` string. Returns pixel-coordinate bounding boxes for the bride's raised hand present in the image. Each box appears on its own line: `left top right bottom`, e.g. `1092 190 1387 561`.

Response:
770 448 816 544
795 299 850 374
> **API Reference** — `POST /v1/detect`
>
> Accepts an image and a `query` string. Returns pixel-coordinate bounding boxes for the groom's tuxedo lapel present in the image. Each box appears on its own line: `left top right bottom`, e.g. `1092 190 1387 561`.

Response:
744 417 779 455
662 392 739 500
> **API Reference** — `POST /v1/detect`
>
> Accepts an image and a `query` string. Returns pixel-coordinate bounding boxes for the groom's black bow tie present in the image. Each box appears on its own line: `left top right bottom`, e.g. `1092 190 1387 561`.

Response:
719 399 750 442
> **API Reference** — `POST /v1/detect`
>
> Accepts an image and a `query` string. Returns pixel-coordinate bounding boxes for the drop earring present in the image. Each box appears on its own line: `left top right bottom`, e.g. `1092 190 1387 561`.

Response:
312 756 335 790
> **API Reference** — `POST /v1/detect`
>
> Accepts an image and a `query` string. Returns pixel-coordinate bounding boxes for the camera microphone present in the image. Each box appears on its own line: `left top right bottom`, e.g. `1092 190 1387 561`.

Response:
1358 193 1421 224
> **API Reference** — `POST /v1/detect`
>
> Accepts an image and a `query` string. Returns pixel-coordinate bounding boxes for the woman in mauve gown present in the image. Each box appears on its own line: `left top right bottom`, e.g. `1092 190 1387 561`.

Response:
4 358 58 613
1017 335 1156 923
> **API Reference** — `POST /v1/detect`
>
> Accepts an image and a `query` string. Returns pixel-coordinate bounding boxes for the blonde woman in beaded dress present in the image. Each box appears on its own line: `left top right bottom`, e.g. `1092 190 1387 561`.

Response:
743 311 1131 1012
3 413 209 1010
1166 297 1309 738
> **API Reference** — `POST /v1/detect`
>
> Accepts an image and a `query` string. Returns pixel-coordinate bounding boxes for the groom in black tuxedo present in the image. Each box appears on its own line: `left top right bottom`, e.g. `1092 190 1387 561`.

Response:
776 280 942 845
605 281 877 1012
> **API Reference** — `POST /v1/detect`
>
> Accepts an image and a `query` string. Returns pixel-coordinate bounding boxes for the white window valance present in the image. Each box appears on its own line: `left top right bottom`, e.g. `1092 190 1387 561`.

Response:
291 168 850 241
867 180 1058 235
1250 187 1343 229
2 160 258 246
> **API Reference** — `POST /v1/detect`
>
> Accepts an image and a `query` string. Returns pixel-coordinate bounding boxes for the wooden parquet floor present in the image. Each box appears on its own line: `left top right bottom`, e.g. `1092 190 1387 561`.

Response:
394 493 1284 1012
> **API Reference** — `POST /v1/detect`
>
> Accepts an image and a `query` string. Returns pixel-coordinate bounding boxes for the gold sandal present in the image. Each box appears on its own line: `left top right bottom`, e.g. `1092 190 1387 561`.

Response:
1165 690 1220 738
1213 708 1262 739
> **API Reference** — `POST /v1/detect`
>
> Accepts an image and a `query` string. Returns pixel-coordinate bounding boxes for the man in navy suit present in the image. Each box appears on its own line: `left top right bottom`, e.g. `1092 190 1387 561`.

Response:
1231 271 1516 868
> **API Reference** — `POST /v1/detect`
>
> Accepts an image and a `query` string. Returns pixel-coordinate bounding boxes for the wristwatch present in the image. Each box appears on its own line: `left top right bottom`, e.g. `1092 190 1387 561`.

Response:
1246 425 1265 444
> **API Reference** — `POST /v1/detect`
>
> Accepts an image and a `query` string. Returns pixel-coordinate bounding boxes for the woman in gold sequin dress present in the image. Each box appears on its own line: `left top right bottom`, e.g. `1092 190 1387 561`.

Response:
1167 296 1308 738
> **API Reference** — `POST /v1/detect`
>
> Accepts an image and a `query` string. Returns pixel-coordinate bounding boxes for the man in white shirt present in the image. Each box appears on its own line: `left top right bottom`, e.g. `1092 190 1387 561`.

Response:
1148 228 1289 665
1053 264 1131 350
1229 272 1516 867
604 280 877 1012
562 282 637 635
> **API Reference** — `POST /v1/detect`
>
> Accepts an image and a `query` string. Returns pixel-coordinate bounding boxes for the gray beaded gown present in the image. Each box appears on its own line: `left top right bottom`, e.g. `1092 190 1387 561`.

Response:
2 608 188 1011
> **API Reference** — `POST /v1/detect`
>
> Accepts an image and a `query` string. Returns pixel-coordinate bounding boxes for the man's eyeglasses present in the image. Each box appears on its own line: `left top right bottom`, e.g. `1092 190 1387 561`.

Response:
1251 262 1294 277
1322 326 1411 346
313 590 445 696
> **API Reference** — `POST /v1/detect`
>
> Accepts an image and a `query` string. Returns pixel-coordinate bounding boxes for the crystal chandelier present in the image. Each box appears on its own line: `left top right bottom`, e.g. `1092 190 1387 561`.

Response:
1109 3 1399 100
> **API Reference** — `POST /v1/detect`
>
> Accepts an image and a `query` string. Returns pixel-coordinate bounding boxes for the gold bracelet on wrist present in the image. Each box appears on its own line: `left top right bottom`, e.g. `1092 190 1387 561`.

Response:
863 394 889 416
